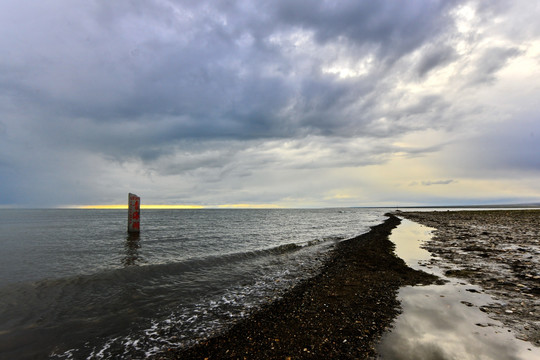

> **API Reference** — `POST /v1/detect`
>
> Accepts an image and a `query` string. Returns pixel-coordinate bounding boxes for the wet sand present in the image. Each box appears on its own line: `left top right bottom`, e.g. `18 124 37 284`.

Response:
155 214 439 359
399 210 540 347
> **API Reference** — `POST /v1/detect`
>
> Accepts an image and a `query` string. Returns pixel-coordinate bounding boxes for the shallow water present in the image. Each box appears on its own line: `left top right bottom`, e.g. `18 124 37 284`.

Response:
377 219 540 359
0 208 386 359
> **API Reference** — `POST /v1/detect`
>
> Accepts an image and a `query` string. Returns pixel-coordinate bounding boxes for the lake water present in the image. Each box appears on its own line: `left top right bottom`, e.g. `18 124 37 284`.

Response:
0 208 386 359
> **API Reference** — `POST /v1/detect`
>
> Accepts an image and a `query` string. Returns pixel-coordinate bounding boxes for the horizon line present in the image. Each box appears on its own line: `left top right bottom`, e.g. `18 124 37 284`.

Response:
77 204 283 209
2 202 539 210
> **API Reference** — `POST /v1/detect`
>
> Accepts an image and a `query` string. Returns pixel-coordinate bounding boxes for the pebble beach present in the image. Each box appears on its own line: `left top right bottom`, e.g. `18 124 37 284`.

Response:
155 214 439 359
153 210 540 359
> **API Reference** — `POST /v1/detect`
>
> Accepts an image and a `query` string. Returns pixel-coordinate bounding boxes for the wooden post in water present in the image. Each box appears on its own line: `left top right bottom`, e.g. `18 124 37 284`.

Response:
128 193 140 234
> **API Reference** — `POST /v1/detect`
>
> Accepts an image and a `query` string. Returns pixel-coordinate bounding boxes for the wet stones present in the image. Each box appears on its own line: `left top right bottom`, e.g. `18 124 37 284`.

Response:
400 210 540 347
156 214 440 359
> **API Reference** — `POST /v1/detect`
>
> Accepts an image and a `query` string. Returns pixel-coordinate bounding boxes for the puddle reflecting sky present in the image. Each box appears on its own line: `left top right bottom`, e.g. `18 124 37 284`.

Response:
376 219 540 360
391 219 434 271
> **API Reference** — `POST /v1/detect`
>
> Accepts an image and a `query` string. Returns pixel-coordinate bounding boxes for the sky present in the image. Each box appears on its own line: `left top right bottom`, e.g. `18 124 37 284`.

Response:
1 0 540 208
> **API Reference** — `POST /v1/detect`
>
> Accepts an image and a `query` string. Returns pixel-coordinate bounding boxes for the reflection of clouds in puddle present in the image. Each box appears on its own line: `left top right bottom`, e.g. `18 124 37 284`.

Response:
377 219 540 360
381 284 524 360
394 220 433 257
391 219 437 272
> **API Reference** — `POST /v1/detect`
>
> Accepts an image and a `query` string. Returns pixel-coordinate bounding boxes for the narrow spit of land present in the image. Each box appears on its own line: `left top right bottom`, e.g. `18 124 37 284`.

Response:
156 214 440 359
399 210 540 347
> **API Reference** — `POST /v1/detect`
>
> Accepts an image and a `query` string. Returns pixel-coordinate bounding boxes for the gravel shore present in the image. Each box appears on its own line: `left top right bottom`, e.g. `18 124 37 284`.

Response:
399 210 540 346
155 214 439 359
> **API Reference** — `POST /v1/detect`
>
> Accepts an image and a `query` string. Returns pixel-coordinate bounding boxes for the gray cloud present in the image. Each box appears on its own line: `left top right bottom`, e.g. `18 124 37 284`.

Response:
468 46 522 85
1 0 539 206
421 180 455 186
0 0 463 140
447 117 540 177
274 1 459 60
416 45 457 77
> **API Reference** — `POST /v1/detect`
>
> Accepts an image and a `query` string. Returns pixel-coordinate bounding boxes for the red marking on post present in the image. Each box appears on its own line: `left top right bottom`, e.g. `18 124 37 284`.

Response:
128 193 140 233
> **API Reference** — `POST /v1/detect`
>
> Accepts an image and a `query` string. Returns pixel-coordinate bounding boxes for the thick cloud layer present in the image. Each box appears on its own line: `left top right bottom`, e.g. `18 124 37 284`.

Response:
1 0 540 207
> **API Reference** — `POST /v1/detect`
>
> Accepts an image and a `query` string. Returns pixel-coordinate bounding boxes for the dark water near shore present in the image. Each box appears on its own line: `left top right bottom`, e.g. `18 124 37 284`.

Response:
0 208 385 359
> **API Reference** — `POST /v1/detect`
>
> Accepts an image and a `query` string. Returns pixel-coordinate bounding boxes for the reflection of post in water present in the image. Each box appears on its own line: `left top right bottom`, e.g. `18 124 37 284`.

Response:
123 233 141 266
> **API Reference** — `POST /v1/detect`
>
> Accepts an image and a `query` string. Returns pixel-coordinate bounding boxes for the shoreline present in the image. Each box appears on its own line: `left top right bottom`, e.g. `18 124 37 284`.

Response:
399 210 540 347
155 214 440 359
377 217 539 359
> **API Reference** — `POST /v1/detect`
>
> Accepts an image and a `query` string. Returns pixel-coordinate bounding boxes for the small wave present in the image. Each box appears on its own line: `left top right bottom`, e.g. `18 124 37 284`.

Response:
0 207 386 359
0 239 325 335
0 240 313 295
46 240 333 359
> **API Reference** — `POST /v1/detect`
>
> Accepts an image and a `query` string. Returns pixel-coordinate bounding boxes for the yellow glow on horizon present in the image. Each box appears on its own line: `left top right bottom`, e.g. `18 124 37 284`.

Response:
79 204 205 209
78 203 283 209
216 203 281 209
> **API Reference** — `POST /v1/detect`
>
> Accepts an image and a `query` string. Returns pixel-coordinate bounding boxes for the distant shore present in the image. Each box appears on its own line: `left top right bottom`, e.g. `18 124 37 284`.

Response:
399 210 540 347
155 214 439 359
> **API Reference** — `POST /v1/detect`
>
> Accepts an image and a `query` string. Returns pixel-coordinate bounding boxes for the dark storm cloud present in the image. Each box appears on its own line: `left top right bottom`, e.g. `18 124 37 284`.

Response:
1 0 539 206
0 0 469 187
0 0 463 144
274 1 458 59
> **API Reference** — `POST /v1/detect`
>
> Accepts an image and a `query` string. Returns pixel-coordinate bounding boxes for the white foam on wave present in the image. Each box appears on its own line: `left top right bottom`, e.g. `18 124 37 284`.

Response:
70 242 332 359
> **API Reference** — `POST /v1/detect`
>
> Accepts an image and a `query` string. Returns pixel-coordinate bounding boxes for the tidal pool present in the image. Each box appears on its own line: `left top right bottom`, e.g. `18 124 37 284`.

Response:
376 218 540 360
